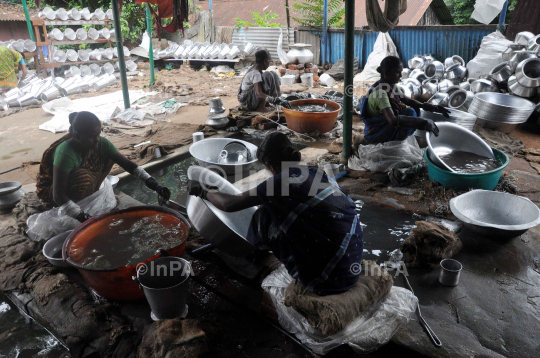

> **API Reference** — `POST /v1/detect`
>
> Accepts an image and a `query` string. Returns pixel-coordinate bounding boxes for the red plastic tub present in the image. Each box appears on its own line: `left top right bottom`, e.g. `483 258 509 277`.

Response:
62 206 190 301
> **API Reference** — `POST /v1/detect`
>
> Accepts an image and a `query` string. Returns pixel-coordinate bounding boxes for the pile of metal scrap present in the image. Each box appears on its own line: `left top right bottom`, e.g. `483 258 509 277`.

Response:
153 40 258 60
398 31 540 134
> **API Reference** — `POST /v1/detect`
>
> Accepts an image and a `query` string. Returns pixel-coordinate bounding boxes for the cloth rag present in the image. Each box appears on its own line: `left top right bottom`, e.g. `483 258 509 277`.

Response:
284 260 393 336
401 221 463 269
366 0 407 33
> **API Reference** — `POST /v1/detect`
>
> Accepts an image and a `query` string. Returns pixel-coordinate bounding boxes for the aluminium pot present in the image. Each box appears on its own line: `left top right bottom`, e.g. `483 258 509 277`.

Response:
62 206 190 301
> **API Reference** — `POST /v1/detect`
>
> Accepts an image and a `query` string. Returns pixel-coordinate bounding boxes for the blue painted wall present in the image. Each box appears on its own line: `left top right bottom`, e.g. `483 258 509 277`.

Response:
301 27 496 67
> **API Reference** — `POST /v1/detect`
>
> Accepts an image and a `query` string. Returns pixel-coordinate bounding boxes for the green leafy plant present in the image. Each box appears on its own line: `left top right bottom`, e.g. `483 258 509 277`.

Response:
444 0 517 25
292 0 345 28
234 11 282 28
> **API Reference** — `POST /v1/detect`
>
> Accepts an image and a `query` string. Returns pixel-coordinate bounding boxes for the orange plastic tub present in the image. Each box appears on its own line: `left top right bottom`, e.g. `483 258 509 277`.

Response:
62 206 189 301
282 99 341 134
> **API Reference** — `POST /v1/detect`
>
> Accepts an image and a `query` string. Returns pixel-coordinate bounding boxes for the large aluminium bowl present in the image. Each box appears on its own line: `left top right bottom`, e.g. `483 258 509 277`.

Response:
189 138 258 175
426 122 495 172
186 166 256 257
414 108 477 142
282 99 340 134
468 92 535 124
62 206 190 301
450 190 540 239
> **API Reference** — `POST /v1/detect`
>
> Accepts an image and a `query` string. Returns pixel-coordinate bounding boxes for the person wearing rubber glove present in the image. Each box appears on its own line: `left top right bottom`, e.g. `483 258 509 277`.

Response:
360 56 450 144
36 111 171 223
238 49 291 112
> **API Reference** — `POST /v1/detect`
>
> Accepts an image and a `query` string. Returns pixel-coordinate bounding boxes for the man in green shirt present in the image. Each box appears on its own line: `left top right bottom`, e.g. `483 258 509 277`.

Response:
37 111 171 223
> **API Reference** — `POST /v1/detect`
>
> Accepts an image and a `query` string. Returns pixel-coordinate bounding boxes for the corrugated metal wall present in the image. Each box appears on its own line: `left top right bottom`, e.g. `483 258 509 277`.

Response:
232 27 295 62
297 26 497 68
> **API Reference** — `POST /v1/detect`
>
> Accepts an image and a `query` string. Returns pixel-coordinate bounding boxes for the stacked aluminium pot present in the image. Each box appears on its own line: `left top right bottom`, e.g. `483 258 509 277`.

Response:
400 30 540 134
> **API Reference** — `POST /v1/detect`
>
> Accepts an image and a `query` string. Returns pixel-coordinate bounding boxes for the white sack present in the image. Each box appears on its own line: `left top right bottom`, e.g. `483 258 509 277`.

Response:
466 31 513 80
277 28 290 65
471 0 507 25
354 32 399 83
348 136 423 173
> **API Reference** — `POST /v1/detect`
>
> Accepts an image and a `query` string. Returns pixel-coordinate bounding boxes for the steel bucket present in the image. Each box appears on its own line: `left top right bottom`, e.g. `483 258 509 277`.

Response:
80 65 92 76
79 50 90 61
61 78 90 96
186 166 256 256
23 40 36 52
99 48 114 60
0 98 8 111
218 45 230 59
81 8 93 21
34 79 53 98
40 86 61 102
102 62 114 74
98 28 110 39
16 93 39 107
88 28 99 40
52 50 67 63
39 7 56 20
89 63 101 75
94 8 106 20
92 73 117 91
55 8 68 21
48 28 64 41
126 60 137 72
65 66 81 77
68 8 81 20
75 29 88 42
174 45 185 59
66 49 78 62
64 28 77 40
8 41 24 52
89 50 102 61
515 31 535 46
106 9 114 20
135 257 191 320
439 259 462 286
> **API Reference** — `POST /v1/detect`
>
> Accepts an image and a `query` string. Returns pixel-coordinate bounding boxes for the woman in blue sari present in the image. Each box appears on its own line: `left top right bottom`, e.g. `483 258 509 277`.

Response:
188 133 363 296
360 56 450 144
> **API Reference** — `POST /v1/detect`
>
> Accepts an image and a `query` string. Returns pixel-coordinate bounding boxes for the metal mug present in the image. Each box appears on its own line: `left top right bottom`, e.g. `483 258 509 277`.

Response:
192 132 204 143
438 259 462 286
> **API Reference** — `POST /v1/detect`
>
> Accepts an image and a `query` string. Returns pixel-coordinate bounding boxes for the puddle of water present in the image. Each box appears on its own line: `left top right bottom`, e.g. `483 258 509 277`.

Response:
355 201 416 263
0 297 68 358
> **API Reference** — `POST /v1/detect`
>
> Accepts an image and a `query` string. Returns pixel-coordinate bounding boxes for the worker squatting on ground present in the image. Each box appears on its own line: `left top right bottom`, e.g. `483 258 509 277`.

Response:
0 46 27 94
35 111 171 223
360 56 451 144
188 132 364 295
238 49 292 112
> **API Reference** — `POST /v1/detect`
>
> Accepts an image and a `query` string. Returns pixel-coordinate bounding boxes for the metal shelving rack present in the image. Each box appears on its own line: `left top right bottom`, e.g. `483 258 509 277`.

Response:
32 18 122 76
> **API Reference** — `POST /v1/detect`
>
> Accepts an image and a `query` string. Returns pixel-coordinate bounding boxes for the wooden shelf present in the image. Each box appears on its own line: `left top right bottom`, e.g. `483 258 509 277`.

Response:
164 57 245 63
46 38 117 46
41 57 131 68
34 19 112 26
32 17 115 76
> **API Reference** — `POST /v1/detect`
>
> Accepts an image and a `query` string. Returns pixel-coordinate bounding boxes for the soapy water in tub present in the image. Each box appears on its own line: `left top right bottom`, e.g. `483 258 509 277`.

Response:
438 150 503 174
291 104 332 113
71 214 186 269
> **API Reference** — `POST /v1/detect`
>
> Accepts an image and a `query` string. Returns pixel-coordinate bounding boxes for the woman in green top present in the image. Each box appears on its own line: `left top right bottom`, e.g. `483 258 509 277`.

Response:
360 56 450 144
36 111 170 223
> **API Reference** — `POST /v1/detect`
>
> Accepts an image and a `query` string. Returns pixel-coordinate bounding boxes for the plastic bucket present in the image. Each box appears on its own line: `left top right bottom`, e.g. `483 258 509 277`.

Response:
300 73 314 87
135 256 190 319
280 75 295 86
319 73 335 87
424 147 509 191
